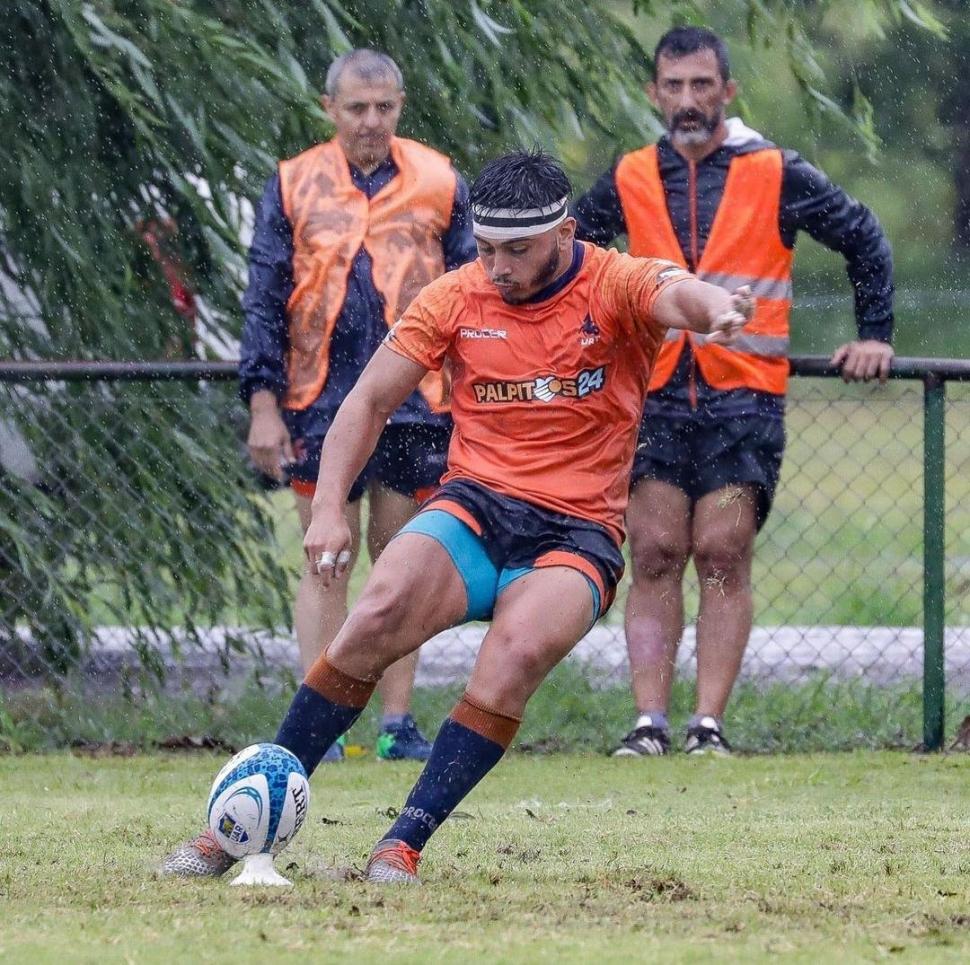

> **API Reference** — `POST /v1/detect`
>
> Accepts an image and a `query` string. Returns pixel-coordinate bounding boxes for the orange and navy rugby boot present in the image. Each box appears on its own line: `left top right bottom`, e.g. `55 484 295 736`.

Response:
364 838 422 884
160 828 238 878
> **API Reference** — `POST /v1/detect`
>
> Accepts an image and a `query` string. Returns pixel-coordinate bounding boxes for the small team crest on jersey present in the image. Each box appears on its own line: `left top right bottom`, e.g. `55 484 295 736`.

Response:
579 315 601 346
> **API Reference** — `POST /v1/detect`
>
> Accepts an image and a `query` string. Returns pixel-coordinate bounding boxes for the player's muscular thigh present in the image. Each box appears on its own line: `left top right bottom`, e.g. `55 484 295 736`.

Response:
327 533 466 677
467 567 594 716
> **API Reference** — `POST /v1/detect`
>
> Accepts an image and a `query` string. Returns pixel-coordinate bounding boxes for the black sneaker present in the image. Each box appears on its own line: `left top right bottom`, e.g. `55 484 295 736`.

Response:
612 716 671 757
684 717 732 756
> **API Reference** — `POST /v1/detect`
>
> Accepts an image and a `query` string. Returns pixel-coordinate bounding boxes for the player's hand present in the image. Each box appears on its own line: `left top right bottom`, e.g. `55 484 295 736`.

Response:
830 340 894 384
706 286 753 346
247 404 294 481
303 504 353 588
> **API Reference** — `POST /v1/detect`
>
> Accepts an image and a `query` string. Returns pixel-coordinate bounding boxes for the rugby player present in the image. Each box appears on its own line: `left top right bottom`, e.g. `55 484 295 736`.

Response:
163 149 754 882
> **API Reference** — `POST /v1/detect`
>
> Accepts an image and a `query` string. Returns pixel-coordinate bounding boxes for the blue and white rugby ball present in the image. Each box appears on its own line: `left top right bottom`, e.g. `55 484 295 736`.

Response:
206 743 310 859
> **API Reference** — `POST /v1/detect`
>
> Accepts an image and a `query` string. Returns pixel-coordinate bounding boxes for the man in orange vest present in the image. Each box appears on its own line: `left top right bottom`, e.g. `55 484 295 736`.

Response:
239 49 476 761
574 26 895 756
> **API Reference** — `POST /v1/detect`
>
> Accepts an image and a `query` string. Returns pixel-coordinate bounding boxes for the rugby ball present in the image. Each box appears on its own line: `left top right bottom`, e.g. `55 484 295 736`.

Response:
206 743 310 859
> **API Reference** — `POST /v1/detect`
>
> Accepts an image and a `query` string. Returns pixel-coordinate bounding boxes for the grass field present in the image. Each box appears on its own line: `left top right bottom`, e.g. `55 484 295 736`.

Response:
2 752 970 962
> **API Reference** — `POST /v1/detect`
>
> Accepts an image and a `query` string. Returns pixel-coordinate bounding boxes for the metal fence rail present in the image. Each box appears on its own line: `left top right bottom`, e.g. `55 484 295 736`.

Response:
1 357 969 749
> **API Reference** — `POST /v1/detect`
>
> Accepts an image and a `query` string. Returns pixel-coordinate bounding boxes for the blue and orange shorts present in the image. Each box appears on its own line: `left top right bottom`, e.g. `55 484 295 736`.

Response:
396 478 625 626
282 412 450 503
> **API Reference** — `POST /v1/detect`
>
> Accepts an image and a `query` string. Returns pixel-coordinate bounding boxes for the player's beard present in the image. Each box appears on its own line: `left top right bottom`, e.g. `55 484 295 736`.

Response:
498 244 563 305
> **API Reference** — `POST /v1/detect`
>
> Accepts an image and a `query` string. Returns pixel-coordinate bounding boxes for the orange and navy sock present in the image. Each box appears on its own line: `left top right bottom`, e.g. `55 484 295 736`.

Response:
384 693 521 851
274 654 376 775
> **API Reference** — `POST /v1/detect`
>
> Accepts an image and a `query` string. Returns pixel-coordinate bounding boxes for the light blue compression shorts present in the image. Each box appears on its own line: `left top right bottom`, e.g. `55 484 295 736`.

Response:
397 509 603 626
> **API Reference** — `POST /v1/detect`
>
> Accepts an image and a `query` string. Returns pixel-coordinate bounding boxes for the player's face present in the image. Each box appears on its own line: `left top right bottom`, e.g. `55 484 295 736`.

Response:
648 50 736 151
322 74 404 171
476 221 576 304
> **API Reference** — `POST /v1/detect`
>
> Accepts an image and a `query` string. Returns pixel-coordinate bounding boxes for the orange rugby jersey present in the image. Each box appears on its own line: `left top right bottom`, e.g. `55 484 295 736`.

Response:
384 242 690 544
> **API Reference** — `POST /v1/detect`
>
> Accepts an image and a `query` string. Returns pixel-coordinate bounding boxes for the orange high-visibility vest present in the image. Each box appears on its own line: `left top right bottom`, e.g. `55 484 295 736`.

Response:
278 136 457 411
615 145 793 394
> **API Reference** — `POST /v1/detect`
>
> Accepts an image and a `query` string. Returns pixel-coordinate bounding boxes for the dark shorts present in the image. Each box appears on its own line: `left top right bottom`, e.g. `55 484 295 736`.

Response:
631 414 785 529
397 478 625 624
282 411 450 503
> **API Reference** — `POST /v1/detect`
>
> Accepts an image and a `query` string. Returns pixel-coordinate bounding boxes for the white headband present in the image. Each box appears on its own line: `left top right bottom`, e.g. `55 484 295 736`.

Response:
472 195 569 241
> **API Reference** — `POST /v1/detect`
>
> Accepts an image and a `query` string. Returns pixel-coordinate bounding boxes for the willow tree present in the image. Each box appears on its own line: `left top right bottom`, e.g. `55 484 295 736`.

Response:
834 0 970 250
0 0 943 676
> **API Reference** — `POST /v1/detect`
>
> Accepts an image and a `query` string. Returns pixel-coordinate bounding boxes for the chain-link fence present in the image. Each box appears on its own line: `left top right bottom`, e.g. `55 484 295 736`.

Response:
1 359 969 751
0 362 289 688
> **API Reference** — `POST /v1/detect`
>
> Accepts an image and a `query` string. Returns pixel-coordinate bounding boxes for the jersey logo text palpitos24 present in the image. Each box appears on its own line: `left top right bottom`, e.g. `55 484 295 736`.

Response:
472 366 607 404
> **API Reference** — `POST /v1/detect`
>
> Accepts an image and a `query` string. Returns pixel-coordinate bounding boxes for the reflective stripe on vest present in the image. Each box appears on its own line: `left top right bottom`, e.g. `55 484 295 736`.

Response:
615 144 794 395
697 271 793 302
278 137 457 411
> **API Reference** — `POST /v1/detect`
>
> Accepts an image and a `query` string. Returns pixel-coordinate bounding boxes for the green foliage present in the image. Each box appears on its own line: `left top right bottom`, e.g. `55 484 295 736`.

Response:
0 2 659 667
842 1 970 248
626 0 946 163
0 1 661 358
613 0 964 283
0 1 953 672
1 0 946 357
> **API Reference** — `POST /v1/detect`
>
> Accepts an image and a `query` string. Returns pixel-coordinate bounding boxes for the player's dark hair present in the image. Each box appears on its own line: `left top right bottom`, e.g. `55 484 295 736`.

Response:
470 149 572 211
653 26 730 83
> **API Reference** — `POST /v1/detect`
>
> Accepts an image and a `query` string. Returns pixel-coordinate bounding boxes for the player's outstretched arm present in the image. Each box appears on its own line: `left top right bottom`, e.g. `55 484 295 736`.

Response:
305 346 429 586
653 279 755 345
